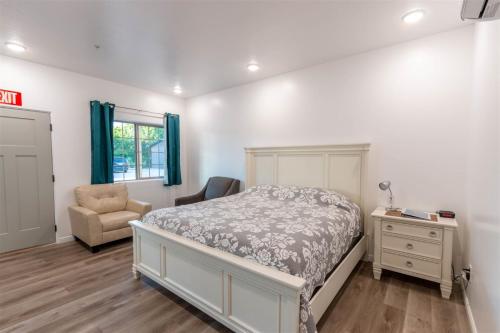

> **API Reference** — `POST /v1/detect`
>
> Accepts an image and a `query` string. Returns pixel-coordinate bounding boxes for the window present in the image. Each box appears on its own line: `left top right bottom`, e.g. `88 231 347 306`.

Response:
113 122 136 182
113 121 165 182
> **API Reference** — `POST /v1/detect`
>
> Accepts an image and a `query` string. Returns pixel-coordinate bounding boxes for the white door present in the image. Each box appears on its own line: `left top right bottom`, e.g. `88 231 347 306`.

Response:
0 107 55 253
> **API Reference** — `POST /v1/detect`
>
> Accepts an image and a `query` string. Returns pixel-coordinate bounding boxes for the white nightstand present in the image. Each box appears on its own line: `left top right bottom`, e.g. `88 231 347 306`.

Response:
371 207 458 299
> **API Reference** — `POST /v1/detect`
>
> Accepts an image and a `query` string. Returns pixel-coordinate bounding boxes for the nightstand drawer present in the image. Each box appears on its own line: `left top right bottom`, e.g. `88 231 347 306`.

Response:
382 220 442 241
382 251 441 279
382 234 442 259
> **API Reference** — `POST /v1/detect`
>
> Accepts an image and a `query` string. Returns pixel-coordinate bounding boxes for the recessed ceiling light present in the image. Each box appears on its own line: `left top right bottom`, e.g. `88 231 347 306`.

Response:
247 62 260 72
5 41 27 53
402 9 425 24
173 85 183 95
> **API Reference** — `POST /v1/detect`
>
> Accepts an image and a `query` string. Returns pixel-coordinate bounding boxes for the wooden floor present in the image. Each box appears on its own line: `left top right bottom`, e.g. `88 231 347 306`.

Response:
0 240 470 333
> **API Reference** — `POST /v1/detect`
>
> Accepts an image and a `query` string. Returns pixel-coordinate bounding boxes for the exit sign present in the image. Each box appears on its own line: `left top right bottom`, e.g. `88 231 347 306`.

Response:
0 89 22 106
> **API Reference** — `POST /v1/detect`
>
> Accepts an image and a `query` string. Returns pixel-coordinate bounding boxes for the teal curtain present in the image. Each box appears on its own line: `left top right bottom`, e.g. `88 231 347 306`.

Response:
90 100 115 184
163 113 182 186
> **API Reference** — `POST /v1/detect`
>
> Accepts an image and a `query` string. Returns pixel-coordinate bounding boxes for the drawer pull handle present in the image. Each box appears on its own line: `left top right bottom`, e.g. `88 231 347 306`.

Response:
406 243 414 250
386 225 393 231
406 261 413 268
429 231 437 237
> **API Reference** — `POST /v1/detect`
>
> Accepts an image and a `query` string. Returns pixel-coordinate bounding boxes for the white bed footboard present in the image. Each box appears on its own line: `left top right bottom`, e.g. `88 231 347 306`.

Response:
130 144 369 332
130 220 306 333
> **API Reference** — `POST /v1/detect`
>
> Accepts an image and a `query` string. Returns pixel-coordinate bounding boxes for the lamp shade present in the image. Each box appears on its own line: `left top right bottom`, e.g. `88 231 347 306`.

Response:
379 180 391 191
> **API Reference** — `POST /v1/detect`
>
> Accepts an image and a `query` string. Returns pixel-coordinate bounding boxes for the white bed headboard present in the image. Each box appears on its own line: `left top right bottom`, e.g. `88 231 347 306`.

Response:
245 144 370 211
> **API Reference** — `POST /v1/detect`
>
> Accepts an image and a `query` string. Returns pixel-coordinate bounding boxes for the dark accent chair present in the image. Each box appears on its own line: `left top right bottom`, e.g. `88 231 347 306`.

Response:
175 177 240 206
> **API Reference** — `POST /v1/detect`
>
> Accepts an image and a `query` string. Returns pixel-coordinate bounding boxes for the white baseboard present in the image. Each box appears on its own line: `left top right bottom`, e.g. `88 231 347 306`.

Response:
56 235 75 243
461 279 478 333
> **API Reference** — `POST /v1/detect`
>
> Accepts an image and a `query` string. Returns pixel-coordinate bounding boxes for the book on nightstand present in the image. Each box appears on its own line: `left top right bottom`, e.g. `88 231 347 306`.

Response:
401 208 431 220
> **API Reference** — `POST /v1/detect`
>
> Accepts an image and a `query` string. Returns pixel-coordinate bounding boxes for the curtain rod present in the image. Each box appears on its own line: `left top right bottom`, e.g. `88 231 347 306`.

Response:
114 105 164 119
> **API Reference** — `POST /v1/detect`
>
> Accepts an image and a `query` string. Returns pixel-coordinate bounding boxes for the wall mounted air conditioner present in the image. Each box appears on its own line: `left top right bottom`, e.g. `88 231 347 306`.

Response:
462 0 500 20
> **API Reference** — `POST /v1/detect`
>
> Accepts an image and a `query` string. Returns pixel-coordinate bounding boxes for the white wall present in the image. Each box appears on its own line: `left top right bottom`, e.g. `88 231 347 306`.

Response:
464 20 500 333
186 26 474 261
0 55 187 242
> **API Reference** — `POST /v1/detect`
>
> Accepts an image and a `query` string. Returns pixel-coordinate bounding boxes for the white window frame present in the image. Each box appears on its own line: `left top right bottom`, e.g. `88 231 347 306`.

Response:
113 120 164 182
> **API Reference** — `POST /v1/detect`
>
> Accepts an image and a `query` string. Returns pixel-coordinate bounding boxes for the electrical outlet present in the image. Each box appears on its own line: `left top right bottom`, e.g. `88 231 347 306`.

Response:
462 266 471 282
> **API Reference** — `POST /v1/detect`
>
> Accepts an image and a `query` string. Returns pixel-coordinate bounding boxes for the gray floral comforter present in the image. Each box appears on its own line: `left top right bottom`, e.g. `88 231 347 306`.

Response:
142 184 362 333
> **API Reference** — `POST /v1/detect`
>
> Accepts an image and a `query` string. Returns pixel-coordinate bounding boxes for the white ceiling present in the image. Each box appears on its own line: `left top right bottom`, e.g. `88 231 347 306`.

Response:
0 1 469 98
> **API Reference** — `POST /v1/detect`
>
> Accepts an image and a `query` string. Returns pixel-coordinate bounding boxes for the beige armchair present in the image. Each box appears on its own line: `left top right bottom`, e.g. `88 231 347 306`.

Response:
68 183 152 252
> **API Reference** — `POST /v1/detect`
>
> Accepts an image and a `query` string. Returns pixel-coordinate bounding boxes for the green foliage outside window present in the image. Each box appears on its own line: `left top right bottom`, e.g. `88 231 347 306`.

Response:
113 122 136 167
139 125 164 168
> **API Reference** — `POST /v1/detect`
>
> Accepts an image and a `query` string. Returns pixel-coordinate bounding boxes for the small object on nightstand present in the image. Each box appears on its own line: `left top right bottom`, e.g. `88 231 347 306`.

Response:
372 207 458 299
386 209 438 222
401 208 431 220
437 210 456 218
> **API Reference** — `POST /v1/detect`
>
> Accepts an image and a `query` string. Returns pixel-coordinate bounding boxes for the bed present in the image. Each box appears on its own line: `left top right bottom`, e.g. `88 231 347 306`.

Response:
129 144 370 333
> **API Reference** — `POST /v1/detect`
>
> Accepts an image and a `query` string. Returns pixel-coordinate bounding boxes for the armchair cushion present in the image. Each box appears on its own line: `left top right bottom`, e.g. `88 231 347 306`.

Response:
75 183 128 214
99 211 140 232
204 177 240 200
